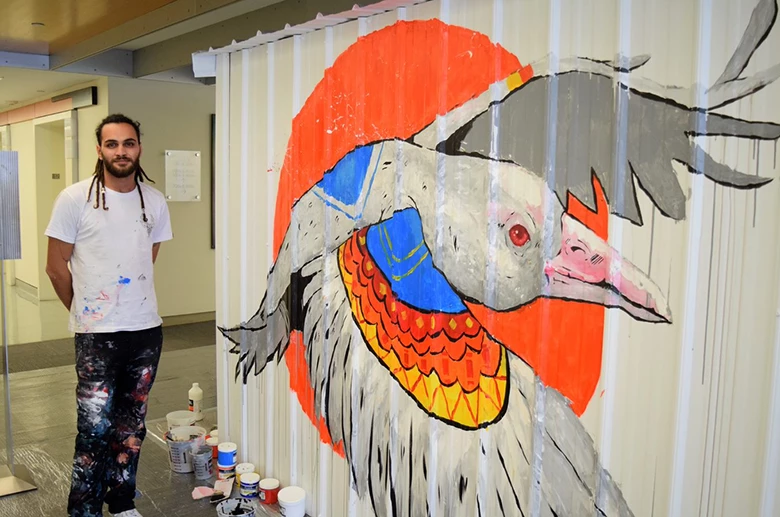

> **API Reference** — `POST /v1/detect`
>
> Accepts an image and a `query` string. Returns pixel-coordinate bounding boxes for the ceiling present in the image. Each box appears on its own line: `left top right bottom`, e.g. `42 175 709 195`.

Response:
0 0 368 113
0 67 96 110
0 0 178 54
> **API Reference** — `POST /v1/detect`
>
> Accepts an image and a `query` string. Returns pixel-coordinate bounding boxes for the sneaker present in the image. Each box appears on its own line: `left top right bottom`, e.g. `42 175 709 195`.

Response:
112 510 143 517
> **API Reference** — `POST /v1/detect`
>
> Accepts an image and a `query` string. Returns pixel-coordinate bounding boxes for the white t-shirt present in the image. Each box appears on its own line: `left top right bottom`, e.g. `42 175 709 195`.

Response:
45 177 173 333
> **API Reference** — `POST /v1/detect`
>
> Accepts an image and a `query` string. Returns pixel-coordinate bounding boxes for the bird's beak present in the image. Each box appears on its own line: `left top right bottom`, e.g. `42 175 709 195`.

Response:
544 214 672 323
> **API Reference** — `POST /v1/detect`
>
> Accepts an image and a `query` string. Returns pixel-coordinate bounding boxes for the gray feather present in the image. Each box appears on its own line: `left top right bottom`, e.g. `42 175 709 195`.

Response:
218 297 290 382
710 0 778 88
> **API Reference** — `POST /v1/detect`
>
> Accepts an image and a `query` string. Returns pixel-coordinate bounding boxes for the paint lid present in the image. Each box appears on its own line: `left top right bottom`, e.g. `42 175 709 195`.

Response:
206 436 219 446
236 463 255 475
218 442 238 452
278 485 306 504
259 477 280 490
241 473 260 485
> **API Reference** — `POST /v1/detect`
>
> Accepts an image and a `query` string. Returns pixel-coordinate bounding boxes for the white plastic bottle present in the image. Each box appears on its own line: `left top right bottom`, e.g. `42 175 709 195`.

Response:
188 382 203 421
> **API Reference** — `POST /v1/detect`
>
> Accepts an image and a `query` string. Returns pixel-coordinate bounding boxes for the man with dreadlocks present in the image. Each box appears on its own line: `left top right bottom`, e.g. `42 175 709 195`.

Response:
44 114 172 517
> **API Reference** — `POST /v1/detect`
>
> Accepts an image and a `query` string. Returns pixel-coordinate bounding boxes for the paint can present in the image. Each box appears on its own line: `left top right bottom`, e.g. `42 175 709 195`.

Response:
239 472 260 498
216 498 255 517
258 477 280 504
217 462 237 480
192 445 213 480
166 410 196 430
206 436 219 459
218 442 238 466
235 462 255 485
165 426 206 474
278 486 306 517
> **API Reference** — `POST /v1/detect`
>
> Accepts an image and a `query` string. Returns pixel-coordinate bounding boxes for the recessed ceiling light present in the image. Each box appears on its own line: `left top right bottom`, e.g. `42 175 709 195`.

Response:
31 22 45 27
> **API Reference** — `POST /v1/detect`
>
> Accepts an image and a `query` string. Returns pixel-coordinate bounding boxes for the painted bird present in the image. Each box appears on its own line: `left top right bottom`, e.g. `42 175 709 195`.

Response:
221 1 780 515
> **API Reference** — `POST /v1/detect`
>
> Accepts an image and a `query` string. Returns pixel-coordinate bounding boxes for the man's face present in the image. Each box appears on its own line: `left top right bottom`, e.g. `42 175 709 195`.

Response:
97 123 142 179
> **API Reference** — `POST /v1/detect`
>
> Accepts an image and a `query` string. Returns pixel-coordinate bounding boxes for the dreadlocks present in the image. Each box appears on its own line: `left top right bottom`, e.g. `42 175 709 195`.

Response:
89 114 155 222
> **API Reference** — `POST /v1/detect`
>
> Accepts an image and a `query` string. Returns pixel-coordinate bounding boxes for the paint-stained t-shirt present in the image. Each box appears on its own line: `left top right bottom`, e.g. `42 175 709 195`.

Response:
45 177 173 333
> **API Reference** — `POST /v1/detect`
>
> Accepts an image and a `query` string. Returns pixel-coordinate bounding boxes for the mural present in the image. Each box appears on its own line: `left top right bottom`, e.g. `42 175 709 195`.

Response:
222 0 780 515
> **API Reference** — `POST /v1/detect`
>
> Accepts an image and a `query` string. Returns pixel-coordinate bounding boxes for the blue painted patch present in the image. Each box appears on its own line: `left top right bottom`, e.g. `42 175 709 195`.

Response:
118 276 131 285
316 145 374 206
366 209 466 313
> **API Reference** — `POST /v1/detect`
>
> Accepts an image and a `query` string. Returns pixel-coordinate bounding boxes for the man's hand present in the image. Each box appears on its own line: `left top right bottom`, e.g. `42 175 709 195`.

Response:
46 237 74 310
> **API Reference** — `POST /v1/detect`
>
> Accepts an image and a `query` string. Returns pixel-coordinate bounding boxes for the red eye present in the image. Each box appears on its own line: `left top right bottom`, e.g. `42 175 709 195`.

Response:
509 224 530 247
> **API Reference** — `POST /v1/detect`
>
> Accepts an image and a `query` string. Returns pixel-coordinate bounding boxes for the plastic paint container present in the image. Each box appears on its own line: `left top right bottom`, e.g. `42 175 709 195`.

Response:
166 410 196 430
217 442 238 466
239 472 261 498
235 462 255 485
206 436 219 459
217 462 237 480
216 498 255 517
258 477 280 504
165 426 206 474
278 486 306 517
192 445 213 480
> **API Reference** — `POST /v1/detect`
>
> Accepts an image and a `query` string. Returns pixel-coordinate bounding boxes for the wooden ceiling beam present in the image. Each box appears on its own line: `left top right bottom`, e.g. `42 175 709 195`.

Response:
49 0 247 70
132 0 362 78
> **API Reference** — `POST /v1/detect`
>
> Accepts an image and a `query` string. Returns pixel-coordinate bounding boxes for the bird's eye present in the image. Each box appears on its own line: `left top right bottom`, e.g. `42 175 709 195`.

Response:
509 224 530 247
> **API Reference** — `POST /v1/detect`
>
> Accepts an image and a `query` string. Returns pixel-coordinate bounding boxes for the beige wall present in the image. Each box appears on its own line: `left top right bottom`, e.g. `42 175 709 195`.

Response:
3 75 214 319
9 120 37 288
107 77 216 317
6 77 109 294
76 77 109 181
34 121 65 301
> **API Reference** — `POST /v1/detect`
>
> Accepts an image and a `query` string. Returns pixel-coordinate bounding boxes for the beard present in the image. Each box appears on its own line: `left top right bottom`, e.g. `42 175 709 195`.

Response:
103 156 139 179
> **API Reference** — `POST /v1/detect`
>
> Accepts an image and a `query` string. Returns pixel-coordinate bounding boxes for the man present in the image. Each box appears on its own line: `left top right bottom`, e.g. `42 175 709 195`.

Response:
45 114 173 517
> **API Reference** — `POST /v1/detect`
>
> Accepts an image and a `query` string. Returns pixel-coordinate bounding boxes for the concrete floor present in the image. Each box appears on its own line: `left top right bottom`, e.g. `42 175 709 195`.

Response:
0 326 273 516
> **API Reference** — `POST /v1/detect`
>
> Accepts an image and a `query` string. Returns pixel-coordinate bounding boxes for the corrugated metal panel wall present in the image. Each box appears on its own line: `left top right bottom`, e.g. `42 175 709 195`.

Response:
213 0 780 515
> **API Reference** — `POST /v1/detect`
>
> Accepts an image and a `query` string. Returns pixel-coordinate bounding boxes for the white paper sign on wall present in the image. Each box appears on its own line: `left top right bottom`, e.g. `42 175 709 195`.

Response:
164 150 201 202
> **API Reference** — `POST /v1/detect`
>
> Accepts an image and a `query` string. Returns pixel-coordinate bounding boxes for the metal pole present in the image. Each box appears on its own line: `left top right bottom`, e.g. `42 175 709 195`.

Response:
1 260 13 471
0 150 36 497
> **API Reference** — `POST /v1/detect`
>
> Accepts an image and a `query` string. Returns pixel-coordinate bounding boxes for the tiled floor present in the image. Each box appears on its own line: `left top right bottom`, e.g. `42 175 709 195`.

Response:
0 321 275 517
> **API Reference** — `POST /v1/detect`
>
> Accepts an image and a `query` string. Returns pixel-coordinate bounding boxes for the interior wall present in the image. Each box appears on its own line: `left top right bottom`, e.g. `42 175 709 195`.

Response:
76 77 109 181
34 121 66 301
9 120 38 289
215 0 780 516
5 77 108 294
107 77 216 318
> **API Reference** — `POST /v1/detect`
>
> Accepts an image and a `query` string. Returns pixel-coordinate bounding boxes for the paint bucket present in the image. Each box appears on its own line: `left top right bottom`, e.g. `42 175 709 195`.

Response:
278 486 306 517
166 410 196 430
217 462 237 480
218 442 238 466
258 477 280 504
165 426 206 474
192 445 213 480
235 463 255 485
239 472 260 498
206 436 219 459
216 498 255 517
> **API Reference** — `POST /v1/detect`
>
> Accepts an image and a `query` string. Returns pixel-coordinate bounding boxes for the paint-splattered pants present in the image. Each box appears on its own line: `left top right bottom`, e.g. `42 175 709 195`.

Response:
67 326 163 517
